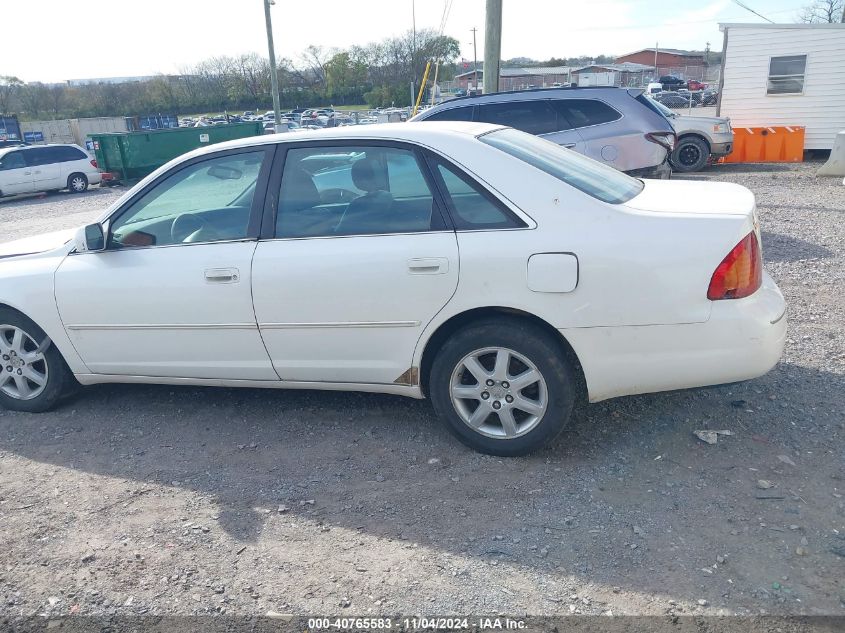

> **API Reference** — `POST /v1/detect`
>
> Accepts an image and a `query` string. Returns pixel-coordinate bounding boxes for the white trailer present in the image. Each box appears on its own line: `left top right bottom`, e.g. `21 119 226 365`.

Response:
717 23 845 150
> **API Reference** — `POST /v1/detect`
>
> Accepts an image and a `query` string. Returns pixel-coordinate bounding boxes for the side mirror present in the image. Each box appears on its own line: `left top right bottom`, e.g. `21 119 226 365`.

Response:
74 223 105 253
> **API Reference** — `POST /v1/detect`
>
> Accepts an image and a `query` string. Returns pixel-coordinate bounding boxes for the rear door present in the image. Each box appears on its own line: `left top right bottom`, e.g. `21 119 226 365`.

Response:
23 147 63 191
552 98 624 165
0 151 33 195
251 141 459 385
474 99 585 152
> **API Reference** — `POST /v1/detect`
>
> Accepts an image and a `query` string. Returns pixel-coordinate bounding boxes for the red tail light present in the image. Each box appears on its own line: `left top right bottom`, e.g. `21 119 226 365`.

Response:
707 232 762 300
90 159 98 169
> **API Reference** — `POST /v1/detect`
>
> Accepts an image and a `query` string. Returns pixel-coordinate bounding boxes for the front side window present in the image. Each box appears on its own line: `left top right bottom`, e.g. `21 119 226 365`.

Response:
0 152 25 170
434 160 525 230
480 128 643 204
109 150 266 248
767 55 807 95
276 145 444 238
475 100 561 135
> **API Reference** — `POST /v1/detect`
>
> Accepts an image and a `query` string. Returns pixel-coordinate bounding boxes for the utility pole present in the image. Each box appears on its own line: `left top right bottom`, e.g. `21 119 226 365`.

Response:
263 0 283 133
471 27 479 93
654 41 658 79
411 0 417 107
483 0 502 94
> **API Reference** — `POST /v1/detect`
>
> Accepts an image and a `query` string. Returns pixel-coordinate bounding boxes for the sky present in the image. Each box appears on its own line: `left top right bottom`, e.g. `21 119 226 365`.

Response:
1 0 809 83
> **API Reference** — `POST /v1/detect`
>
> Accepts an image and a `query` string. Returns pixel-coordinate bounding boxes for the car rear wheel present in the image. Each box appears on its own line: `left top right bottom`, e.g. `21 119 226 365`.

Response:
670 136 710 173
0 309 73 413
430 319 575 456
67 173 89 193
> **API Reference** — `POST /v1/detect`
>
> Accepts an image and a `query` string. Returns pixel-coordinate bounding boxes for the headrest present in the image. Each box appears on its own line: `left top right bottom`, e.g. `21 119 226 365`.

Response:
351 158 388 193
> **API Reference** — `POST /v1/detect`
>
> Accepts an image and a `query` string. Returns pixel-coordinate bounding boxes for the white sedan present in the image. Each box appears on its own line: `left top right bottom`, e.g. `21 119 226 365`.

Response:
0 123 786 455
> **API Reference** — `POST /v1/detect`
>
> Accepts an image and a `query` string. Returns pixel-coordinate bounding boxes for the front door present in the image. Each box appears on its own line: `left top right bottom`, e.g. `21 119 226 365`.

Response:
0 151 33 195
252 143 459 385
54 148 277 380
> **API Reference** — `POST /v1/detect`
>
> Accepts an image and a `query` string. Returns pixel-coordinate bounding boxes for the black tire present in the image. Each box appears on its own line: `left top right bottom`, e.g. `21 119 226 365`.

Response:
67 173 89 193
670 136 710 173
429 318 576 456
0 308 73 413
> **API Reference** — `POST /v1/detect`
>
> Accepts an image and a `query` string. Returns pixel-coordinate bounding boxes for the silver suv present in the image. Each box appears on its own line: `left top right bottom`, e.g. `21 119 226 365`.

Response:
410 87 676 178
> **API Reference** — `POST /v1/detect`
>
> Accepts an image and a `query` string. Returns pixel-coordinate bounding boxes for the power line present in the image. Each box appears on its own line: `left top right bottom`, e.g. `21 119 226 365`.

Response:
731 0 774 23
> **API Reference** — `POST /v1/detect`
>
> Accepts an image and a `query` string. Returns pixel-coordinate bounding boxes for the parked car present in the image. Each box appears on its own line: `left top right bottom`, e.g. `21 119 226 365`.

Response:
701 90 719 106
659 75 686 90
410 86 675 178
0 144 101 197
654 92 691 109
643 97 734 172
0 123 785 455
687 80 707 91
0 140 25 149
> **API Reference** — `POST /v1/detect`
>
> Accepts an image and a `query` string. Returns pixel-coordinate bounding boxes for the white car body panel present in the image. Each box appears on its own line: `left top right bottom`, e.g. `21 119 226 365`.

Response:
252 232 459 384
54 241 276 380
0 122 786 406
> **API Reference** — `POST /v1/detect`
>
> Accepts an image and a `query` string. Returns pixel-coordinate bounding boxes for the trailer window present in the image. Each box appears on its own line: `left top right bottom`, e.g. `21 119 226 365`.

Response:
767 55 807 95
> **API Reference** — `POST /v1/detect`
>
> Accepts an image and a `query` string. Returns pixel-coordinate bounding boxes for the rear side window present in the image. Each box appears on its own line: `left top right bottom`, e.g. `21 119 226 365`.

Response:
423 106 474 122
554 99 621 128
480 128 643 204
55 146 87 162
475 100 560 135
433 159 526 230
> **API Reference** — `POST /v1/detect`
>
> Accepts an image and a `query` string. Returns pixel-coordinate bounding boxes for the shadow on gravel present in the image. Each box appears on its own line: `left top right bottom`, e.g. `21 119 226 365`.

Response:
0 359 843 607
762 230 835 262
0 187 120 208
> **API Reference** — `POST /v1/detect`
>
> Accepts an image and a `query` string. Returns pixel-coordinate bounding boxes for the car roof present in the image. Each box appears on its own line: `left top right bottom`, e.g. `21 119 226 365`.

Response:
440 86 640 105
183 121 504 158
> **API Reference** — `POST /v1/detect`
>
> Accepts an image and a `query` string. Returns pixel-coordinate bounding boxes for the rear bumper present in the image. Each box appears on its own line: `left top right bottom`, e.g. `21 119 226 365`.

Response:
87 171 103 185
627 159 672 180
563 272 786 402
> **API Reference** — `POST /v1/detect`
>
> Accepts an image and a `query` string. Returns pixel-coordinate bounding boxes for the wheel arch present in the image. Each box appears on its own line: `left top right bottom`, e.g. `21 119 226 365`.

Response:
418 306 587 403
0 301 85 374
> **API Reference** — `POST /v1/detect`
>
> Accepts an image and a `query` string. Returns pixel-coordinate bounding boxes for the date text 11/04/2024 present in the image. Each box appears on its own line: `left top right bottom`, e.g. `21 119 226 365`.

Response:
306 617 527 630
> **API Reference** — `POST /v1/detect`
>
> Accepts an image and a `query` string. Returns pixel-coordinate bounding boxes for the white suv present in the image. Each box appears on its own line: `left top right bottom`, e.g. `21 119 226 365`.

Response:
0 144 102 198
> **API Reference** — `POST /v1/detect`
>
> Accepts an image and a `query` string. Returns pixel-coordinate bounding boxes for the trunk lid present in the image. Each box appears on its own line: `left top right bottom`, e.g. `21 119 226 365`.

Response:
623 179 756 218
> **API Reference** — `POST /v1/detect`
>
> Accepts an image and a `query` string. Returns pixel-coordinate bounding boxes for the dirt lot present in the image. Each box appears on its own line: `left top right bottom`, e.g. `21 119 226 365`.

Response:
0 165 843 619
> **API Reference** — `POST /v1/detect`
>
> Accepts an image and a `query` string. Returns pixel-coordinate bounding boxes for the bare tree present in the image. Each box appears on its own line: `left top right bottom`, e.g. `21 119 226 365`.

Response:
19 83 51 119
46 84 67 117
798 0 845 23
0 76 23 113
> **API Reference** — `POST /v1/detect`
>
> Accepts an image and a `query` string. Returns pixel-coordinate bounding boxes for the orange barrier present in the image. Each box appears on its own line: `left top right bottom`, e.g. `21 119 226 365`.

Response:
719 126 805 163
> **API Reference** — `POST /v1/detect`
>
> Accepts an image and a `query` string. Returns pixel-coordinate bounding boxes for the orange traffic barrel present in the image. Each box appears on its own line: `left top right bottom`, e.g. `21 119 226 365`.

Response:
720 126 805 163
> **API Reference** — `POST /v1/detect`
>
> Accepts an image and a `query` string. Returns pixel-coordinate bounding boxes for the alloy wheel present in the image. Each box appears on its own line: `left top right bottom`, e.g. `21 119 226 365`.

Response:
0 325 49 400
71 176 86 192
449 346 548 439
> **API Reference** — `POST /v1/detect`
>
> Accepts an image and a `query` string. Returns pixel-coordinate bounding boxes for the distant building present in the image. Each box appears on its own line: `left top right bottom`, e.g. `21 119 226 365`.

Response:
66 76 157 87
616 48 706 69
571 62 654 87
452 66 572 92
717 23 845 150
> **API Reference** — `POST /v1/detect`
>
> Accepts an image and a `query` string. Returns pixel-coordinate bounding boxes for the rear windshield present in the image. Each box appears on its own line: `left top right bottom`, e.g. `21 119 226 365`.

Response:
479 128 644 204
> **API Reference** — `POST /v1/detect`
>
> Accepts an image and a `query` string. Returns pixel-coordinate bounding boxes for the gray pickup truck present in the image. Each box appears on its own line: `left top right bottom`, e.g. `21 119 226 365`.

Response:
645 97 734 172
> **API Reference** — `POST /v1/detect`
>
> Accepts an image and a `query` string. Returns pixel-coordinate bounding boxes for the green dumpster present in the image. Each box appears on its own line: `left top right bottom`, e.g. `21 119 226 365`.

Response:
90 122 264 182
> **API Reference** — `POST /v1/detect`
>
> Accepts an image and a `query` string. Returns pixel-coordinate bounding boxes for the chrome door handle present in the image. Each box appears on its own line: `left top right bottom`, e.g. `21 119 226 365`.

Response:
204 267 240 283
407 258 448 275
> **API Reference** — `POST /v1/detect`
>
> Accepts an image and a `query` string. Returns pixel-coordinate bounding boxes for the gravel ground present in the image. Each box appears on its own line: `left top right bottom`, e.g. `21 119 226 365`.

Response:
0 165 843 620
